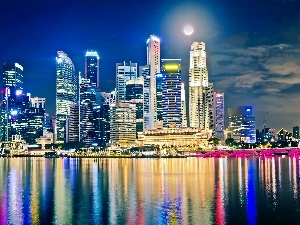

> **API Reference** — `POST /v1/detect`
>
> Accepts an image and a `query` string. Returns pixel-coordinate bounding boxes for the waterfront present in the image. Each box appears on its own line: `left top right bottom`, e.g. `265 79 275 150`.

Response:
0 157 300 224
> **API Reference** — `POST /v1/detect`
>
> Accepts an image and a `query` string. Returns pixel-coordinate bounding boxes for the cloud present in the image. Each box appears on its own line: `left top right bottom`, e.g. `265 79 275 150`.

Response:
210 43 300 131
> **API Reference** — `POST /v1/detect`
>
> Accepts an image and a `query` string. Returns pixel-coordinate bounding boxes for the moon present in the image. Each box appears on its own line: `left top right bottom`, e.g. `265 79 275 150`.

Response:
183 25 194 36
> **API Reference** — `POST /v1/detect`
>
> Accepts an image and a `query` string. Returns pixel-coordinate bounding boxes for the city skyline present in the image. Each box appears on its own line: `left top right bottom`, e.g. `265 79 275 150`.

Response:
1 0 300 131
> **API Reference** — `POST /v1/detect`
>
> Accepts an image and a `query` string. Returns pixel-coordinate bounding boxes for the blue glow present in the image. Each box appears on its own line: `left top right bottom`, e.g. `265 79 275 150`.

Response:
11 110 18 116
246 108 251 112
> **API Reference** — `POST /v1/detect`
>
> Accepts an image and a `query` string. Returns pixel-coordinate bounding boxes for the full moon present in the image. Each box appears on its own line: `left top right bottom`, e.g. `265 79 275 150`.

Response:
183 25 194 36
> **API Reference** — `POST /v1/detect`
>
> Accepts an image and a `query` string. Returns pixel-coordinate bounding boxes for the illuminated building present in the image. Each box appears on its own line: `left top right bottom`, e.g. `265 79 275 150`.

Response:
31 97 46 109
67 104 80 142
9 94 45 145
99 91 116 147
126 77 144 135
110 102 136 146
139 65 150 130
181 83 187 127
55 51 77 143
85 50 100 88
138 127 212 149
156 73 163 123
80 99 94 146
1 62 24 141
80 77 97 104
189 42 210 128
277 128 290 141
213 92 224 139
293 126 299 139
161 59 182 128
116 62 137 102
146 35 160 129
206 83 214 130
228 106 256 143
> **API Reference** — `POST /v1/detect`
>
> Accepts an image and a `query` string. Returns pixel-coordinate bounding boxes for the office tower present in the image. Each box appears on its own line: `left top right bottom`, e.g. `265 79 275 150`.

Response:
156 73 163 122
99 91 116 147
44 113 53 134
126 77 144 135
110 102 136 146
68 104 80 142
1 62 24 141
139 65 150 130
80 99 94 146
206 83 214 130
293 126 299 139
80 77 97 104
9 94 45 145
181 83 187 127
228 106 256 143
161 59 182 128
189 42 209 128
213 92 224 139
55 51 77 143
85 50 100 88
116 62 137 102
146 35 160 128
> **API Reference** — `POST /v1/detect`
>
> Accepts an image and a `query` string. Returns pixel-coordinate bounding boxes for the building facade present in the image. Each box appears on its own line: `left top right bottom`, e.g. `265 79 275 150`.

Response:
85 50 100 88
189 42 209 128
116 62 137 103
55 51 77 143
181 83 187 127
126 77 144 135
228 106 256 143
161 59 182 128
213 92 224 139
139 65 150 130
146 35 160 129
110 102 136 146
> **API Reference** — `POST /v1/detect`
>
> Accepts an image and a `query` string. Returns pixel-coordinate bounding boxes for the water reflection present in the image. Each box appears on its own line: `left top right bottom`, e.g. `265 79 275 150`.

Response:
0 157 300 224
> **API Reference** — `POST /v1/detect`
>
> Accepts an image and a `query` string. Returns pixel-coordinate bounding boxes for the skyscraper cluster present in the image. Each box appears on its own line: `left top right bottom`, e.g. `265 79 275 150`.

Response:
4 35 258 148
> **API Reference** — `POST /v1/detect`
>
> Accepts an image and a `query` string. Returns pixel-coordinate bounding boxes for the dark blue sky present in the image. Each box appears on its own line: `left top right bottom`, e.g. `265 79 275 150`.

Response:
1 0 300 130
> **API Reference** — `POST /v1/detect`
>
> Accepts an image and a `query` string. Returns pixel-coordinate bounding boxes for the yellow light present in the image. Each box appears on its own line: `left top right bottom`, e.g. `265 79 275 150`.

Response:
164 64 179 71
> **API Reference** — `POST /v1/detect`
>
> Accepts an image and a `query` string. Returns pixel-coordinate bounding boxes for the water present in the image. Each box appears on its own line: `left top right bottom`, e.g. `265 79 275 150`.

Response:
0 157 300 225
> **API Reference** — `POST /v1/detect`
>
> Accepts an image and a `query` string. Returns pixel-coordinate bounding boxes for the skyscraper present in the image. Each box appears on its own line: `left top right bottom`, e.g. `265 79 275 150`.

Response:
189 42 209 128
139 65 150 130
161 59 182 128
213 92 224 139
67 104 80 143
228 106 256 143
110 102 136 146
126 77 144 135
181 83 187 127
55 51 77 143
85 51 100 88
146 35 160 128
156 73 163 124
1 62 24 141
116 62 137 102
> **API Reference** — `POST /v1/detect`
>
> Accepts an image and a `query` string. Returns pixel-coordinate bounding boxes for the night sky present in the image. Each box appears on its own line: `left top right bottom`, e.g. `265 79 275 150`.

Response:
1 0 300 131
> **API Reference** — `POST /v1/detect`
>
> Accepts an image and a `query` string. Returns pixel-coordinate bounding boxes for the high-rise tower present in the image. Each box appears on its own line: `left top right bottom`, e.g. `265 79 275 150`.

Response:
161 59 182 128
85 51 100 88
116 62 137 102
55 51 77 143
189 42 209 128
146 35 160 129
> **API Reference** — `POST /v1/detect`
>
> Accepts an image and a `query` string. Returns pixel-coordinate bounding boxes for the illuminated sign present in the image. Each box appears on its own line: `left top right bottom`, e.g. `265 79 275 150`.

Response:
246 108 251 112
164 64 179 71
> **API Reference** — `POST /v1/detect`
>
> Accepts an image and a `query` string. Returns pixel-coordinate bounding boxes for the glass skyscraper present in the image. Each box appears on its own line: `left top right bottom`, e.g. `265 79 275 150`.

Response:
55 51 77 143
126 77 144 136
228 106 256 143
161 59 182 128
1 62 24 141
85 51 100 88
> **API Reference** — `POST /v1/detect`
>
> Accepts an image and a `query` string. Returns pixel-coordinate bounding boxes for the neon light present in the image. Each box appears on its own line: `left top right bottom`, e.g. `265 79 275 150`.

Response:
164 64 179 71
